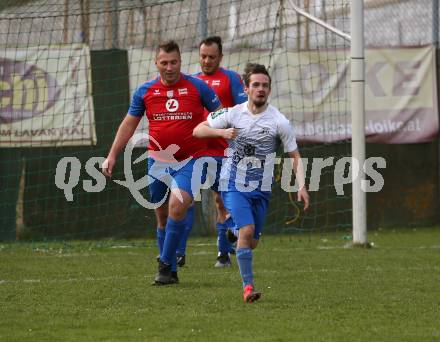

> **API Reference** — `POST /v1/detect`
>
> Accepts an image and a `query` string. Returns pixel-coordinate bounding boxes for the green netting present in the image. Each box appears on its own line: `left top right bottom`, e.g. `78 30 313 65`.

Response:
0 0 352 241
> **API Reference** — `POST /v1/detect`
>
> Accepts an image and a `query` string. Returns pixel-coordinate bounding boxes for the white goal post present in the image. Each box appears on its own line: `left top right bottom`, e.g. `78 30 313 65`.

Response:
287 0 367 245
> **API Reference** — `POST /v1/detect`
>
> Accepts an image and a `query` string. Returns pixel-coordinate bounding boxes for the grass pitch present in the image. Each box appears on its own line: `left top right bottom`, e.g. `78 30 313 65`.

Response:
1 227 439 341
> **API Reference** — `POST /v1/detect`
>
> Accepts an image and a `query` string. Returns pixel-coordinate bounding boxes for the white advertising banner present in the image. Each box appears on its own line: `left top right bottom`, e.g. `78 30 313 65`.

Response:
128 45 438 144
0 44 96 146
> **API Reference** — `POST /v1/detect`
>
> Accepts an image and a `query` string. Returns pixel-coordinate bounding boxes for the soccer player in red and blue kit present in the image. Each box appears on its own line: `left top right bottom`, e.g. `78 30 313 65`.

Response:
175 36 247 268
102 40 221 285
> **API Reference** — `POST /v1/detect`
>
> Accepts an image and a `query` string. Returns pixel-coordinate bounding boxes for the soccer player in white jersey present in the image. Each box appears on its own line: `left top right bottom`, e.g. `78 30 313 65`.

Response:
193 63 309 303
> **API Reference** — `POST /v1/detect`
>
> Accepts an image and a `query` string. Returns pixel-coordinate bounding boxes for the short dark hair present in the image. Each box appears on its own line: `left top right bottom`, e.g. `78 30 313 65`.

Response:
199 36 223 55
156 40 181 57
242 63 271 87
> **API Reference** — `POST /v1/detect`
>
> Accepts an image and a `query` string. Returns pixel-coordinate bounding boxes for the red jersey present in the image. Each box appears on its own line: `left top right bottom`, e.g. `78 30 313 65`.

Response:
128 73 221 161
195 67 247 156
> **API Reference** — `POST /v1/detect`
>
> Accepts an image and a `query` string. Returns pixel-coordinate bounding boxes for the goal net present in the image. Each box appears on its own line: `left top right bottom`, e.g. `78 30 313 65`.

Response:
0 0 351 240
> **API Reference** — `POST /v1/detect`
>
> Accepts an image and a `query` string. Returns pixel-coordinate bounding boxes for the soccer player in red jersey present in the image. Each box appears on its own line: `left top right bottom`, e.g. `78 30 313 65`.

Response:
102 40 221 285
176 36 247 268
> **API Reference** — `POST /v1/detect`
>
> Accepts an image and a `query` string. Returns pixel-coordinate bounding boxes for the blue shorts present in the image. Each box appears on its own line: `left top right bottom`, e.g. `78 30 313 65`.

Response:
221 190 270 240
147 157 199 204
199 156 223 193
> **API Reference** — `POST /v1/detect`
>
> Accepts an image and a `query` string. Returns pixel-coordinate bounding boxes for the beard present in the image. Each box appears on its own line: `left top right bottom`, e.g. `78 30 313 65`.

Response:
253 97 268 108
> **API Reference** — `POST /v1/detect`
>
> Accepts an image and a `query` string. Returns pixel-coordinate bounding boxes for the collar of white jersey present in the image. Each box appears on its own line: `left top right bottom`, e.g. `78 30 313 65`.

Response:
240 101 272 116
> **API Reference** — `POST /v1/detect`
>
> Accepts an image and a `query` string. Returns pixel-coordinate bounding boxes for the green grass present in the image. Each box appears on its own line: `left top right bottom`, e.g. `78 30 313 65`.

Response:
1 227 440 341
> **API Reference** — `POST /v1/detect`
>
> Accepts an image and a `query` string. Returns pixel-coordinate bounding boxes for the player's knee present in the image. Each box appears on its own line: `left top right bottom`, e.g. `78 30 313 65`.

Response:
168 201 191 220
168 202 187 220
237 225 255 247
168 189 192 220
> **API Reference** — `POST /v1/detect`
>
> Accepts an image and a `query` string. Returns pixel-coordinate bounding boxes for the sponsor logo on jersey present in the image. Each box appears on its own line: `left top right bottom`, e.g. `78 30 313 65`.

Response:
167 90 174 98
212 80 220 86
178 88 188 95
153 89 160 95
259 128 270 135
165 98 179 112
210 107 228 119
152 112 192 120
243 143 256 156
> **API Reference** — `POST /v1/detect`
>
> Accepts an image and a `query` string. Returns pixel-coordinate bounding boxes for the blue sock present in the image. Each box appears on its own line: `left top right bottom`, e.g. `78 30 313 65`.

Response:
156 227 165 256
217 222 230 254
161 218 185 265
176 205 194 256
236 248 253 288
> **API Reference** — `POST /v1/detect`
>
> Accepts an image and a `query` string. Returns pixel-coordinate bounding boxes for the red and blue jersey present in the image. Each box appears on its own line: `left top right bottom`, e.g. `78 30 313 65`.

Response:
128 73 221 161
195 67 247 156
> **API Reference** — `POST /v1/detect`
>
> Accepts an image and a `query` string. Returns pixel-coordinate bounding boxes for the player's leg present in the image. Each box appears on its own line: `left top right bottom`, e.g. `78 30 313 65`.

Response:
175 202 194 266
154 205 179 280
216 194 236 251
236 224 261 303
240 191 270 302
222 190 261 302
214 191 235 267
154 160 197 285
147 158 169 263
175 156 214 267
211 156 235 267
155 194 189 285
155 204 168 257
155 188 193 285
250 191 270 244
148 174 179 283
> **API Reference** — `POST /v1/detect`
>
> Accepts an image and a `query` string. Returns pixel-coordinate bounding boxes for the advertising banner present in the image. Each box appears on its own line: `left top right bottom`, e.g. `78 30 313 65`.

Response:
0 44 96 146
128 45 438 144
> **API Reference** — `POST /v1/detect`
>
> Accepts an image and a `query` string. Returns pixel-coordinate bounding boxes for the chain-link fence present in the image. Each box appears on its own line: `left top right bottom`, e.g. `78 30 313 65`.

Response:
0 0 438 50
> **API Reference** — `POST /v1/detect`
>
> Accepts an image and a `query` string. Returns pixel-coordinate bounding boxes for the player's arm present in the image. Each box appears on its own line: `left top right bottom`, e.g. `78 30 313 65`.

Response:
102 85 146 177
193 121 238 139
278 116 309 210
102 114 142 177
194 107 237 139
287 149 309 211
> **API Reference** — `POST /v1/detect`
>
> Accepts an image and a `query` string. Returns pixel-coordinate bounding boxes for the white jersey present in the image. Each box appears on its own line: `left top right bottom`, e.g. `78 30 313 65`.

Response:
207 102 297 191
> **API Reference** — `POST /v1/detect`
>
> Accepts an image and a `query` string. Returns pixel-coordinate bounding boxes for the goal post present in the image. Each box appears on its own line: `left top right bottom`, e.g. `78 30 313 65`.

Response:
288 0 367 244
350 0 367 245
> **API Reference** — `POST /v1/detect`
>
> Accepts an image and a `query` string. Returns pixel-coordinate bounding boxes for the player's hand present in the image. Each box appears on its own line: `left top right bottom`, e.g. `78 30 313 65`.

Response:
101 157 115 178
221 128 238 140
297 187 310 211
